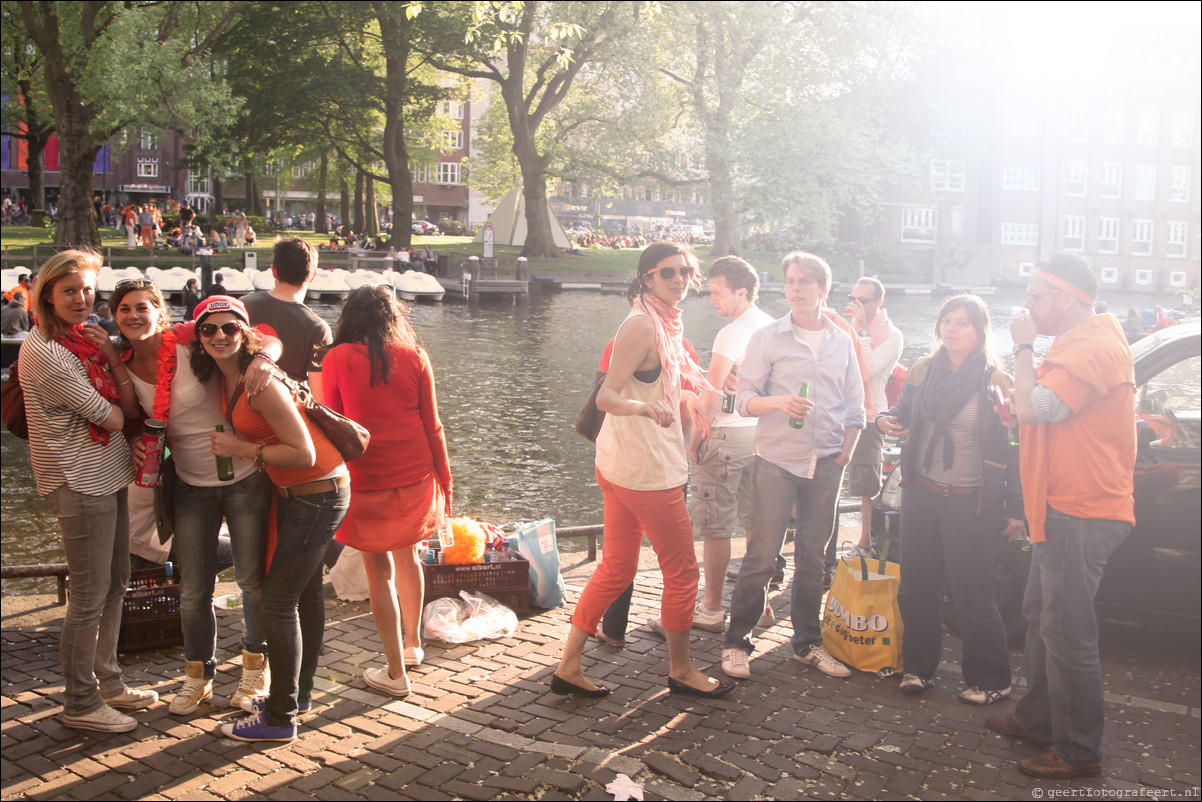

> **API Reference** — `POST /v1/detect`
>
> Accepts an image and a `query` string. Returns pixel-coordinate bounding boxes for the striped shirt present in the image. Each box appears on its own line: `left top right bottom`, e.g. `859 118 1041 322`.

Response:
912 393 983 487
17 328 134 496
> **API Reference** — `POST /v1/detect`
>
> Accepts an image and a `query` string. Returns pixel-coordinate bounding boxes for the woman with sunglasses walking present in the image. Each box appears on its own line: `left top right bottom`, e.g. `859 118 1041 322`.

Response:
190 296 350 742
551 241 735 699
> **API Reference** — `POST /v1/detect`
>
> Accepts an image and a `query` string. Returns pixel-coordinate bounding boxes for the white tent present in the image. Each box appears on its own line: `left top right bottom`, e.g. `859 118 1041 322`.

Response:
474 187 571 249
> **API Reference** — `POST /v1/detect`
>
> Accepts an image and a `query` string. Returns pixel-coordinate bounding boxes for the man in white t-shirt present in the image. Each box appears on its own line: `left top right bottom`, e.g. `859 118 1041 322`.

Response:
687 256 775 632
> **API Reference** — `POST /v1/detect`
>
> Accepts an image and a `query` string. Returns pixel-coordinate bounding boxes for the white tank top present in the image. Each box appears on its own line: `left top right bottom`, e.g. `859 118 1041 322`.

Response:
594 311 688 491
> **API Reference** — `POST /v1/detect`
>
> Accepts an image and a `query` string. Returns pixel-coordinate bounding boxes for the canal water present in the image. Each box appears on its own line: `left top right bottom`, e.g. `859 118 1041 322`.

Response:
0 282 1076 594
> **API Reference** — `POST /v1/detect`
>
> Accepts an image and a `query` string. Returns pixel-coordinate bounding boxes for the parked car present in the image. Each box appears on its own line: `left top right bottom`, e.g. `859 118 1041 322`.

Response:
874 321 1201 644
411 220 440 235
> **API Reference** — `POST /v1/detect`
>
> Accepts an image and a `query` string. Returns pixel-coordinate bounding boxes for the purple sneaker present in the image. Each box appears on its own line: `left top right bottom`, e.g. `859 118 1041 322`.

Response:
220 712 296 742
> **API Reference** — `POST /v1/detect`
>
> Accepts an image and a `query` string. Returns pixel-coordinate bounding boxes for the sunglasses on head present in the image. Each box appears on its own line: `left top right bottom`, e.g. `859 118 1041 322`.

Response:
650 265 696 281
115 278 157 290
198 321 243 338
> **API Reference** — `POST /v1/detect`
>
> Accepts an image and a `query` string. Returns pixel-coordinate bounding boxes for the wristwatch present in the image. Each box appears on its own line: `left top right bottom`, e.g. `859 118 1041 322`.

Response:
1012 343 1035 356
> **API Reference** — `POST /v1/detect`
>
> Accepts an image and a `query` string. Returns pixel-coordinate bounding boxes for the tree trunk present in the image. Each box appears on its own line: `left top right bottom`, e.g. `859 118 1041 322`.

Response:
52 102 103 249
364 178 379 236
315 153 329 233
506 89 557 258
18 79 52 222
339 177 350 235
353 169 365 235
374 2 415 249
213 177 225 220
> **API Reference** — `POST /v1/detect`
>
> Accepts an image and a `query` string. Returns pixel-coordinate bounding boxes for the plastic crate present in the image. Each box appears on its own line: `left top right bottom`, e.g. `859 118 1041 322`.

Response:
422 554 530 615
118 566 183 652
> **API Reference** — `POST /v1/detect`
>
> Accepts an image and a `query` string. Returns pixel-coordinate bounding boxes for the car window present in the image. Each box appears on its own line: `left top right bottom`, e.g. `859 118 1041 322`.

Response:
1137 354 1201 454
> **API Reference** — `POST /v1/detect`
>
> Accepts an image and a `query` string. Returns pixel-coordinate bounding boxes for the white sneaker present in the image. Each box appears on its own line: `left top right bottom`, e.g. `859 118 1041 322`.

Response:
721 648 751 679
169 661 213 716
958 685 1012 706
794 646 852 678
899 673 934 695
103 687 159 711
364 667 411 697
403 646 425 668
692 604 726 633
230 650 270 710
62 704 137 733
758 604 776 628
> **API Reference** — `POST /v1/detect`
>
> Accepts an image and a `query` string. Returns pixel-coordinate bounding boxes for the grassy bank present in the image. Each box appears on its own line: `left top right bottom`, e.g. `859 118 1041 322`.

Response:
1 225 790 280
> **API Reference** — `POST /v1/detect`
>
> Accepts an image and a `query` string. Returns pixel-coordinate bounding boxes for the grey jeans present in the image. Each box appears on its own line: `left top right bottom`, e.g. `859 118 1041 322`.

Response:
43 486 130 715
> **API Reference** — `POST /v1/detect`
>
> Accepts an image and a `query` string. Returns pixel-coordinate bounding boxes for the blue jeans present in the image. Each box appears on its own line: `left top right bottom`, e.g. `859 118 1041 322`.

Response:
897 488 1010 690
174 472 272 675
44 486 130 716
725 456 845 656
1014 508 1128 766
263 486 349 728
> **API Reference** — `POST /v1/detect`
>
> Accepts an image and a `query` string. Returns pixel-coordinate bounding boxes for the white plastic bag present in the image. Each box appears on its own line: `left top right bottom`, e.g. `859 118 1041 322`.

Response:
329 546 370 601
421 590 518 643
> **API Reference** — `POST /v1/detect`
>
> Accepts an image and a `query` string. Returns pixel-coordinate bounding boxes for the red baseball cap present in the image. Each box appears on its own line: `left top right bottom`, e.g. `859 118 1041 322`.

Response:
194 295 250 327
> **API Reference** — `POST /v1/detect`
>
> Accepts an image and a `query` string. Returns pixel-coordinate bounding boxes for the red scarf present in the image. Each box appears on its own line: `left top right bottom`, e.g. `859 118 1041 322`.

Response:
55 324 119 444
635 293 712 402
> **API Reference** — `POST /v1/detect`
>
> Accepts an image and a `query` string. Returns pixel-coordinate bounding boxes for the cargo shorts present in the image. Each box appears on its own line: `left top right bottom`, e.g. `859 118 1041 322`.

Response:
688 425 757 540
847 423 885 498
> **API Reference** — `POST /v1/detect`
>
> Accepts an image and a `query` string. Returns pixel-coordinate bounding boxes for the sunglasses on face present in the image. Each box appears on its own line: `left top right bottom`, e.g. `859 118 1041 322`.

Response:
651 265 696 281
198 321 243 338
848 294 878 305
1026 288 1060 304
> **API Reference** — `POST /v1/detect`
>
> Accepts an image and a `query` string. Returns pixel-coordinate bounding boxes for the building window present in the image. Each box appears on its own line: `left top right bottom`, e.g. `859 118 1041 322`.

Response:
1132 219 1154 256
1064 215 1085 251
440 100 466 120
1065 160 1088 196
1171 109 1194 147
900 208 937 243
136 157 158 178
1167 221 1188 258
1137 109 1159 146
929 160 965 192
1001 223 1039 247
1098 217 1119 254
1101 107 1124 143
1100 162 1122 198
1005 112 1042 136
1018 262 1035 277
1134 269 1153 286
188 170 210 196
1169 271 1187 287
1169 166 1190 203
1135 164 1156 201
140 127 158 150
411 164 432 184
1065 105 1089 140
1100 267 1119 284
1002 168 1040 191
436 162 461 185
442 130 464 151
290 161 317 179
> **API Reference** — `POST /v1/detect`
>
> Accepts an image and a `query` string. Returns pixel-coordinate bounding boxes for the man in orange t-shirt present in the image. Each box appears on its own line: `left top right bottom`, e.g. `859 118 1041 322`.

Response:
998 252 1135 781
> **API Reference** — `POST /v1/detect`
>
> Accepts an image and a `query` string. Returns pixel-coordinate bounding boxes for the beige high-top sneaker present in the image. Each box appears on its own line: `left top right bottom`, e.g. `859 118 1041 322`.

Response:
230 650 270 710
168 661 213 715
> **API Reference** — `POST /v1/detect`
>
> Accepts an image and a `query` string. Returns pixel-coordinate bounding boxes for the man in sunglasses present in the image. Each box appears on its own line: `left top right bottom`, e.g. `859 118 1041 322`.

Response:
996 252 1136 780
842 278 902 557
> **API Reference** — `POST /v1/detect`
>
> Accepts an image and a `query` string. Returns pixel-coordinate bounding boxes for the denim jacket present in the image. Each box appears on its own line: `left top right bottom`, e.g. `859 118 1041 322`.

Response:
881 355 1023 520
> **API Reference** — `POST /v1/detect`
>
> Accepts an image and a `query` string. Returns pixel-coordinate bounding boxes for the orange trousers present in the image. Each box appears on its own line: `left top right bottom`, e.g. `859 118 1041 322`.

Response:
571 470 699 635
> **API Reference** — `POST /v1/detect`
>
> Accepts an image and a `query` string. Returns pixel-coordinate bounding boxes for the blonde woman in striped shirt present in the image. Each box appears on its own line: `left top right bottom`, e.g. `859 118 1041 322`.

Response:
19 250 158 733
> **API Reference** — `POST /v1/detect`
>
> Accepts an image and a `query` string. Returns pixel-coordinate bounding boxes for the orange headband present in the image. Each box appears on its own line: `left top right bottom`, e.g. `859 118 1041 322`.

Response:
1033 267 1095 306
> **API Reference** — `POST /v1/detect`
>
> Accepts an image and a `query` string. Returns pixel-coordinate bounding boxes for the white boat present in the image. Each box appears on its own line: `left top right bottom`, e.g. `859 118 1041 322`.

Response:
146 266 201 294
309 268 351 300
345 269 391 291
97 266 146 293
393 270 445 302
212 267 255 294
246 268 276 291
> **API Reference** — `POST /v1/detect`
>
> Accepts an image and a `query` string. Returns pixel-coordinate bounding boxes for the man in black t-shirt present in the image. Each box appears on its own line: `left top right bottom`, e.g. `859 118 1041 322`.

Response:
242 237 332 384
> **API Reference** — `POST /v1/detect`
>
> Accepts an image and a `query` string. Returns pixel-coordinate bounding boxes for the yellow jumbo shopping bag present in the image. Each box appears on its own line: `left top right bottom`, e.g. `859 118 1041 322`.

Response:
821 543 904 677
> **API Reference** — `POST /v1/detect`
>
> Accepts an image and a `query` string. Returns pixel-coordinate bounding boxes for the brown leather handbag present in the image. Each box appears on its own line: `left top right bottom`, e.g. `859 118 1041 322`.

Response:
573 370 607 442
1 359 28 439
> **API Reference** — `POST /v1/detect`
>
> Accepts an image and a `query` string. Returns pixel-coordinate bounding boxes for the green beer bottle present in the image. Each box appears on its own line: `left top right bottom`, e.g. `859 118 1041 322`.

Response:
215 425 235 481
788 382 810 429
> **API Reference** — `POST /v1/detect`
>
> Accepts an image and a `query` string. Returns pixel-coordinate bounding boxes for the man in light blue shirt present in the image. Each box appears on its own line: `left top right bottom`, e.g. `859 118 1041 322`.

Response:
722 251 865 681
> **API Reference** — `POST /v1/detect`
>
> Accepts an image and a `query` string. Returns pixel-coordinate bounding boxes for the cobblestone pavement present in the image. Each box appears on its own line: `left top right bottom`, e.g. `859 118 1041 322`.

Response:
2 547 1199 801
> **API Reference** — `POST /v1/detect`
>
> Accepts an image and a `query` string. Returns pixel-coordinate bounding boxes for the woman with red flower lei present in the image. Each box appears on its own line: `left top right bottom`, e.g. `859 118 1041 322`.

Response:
110 280 279 717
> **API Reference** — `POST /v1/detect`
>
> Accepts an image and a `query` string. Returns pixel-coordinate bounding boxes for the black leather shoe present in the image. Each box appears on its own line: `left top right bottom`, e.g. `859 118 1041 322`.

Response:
550 674 611 698
668 677 736 698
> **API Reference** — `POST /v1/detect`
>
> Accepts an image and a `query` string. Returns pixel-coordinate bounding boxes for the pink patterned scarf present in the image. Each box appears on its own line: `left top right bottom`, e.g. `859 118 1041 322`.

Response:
635 293 712 402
